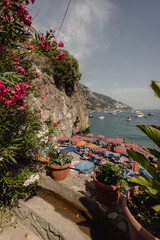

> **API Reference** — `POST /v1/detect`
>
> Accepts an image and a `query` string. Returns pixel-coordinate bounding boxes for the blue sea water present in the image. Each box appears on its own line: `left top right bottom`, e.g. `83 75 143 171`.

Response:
86 109 160 148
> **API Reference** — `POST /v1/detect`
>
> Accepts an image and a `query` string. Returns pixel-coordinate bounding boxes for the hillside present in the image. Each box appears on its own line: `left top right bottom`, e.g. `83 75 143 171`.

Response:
79 84 133 111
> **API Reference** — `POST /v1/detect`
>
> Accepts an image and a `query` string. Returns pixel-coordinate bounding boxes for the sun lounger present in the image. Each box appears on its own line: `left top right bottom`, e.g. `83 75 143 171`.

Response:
94 158 101 165
142 169 153 179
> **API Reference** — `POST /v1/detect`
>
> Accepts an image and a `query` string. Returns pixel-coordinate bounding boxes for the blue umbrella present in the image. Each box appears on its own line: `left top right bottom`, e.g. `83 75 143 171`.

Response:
74 161 94 172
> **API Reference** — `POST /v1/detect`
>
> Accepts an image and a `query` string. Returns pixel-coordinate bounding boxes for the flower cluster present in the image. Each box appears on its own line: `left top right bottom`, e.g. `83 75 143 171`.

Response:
56 51 65 61
1 0 36 27
23 174 39 187
0 80 32 109
37 30 65 61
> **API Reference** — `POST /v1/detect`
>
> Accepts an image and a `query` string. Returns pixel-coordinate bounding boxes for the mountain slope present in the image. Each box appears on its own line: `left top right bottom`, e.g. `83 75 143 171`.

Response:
79 84 133 111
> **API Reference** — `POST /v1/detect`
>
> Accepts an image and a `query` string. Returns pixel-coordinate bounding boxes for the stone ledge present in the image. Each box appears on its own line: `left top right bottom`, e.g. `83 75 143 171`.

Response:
38 170 130 240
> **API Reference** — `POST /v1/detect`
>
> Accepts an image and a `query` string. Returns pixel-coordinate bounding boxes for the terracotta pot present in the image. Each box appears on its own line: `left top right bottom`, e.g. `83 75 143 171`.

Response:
49 162 71 181
122 187 160 240
93 174 120 205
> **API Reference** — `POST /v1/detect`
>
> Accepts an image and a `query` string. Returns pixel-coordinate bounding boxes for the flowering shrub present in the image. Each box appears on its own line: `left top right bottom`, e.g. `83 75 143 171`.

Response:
34 30 65 61
0 0 61 206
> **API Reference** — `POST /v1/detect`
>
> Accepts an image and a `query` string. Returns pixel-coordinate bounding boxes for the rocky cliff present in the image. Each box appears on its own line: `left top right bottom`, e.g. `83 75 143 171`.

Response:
27 54 90 138
79 84 133 111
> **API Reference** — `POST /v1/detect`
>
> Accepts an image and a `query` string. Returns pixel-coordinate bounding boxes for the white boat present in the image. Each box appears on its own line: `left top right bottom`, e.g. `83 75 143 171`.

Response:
125 117 131 121
98 116 105 119
135 111 144 118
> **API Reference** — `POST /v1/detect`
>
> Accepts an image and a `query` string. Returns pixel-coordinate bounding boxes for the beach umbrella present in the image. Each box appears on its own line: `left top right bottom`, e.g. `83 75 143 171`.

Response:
138 147 149 155
86 144 98 148
132 161 138 171
106 138 114 143
86 133 94 137
72 135 81 138
94 148 107 153
83 137 94 142
126 142 139 149
76 141 86 146
106 138 123 144
96 135 105 139
59 137 69 142
114 146 127 154
74 161 94 172
70 137 80 144
72 129 79 134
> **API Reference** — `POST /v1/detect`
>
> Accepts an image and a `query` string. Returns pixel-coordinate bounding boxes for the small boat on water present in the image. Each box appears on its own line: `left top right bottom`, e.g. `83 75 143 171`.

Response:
98 116 105 120
125 117 131 121
89 115 94 118
135 111 144 118
148 113 153 116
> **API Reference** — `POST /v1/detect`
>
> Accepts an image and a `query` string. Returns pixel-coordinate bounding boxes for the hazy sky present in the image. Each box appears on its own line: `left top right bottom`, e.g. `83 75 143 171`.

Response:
30 0 160 110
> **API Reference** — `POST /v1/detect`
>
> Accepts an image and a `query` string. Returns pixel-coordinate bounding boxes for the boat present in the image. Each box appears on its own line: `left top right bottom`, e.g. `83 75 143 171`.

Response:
89 115 94 118
125 117 131 121
148 113 153 116
109 111 116 114
135 111 144 118
98 116 105 120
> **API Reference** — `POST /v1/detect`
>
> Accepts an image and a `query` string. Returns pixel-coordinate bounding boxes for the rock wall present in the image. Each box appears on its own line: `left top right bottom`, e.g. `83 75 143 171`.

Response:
28 53 90 139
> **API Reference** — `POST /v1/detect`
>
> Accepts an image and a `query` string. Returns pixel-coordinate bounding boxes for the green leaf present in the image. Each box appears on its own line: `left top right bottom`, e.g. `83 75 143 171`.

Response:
8 155 17 164
150 80 160 98
128 176 160 195
146 148 160 159
127 150 158 179
152 204 160 212
137 125 160 148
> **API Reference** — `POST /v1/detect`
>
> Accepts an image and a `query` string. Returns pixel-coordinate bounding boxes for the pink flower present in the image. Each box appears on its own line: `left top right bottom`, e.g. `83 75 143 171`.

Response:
13 62 17 65
26 0 29 5
40 35 45 40
54 122 58 126
7 13 11 21
31 0 35 3
38 109 41 113
42 95 46 99
19 106 25 111
16 57 20 62
58 42 64 48
28 44 33 49
39 41 44 49
4 0 11 8
50 29 52 32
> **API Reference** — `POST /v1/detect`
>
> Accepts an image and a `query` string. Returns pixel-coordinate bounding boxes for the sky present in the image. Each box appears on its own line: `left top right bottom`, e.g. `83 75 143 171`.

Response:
30 0 160 110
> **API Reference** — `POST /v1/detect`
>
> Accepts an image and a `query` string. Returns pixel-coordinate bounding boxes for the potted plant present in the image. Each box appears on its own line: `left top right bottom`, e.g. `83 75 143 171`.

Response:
47 145 72 181
94 163 127 205
122 81 160 240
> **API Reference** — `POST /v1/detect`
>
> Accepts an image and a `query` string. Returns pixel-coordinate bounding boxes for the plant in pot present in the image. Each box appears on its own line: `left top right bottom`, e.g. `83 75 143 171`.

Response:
47 145 72 181
123 81 160 240
94 163 128 205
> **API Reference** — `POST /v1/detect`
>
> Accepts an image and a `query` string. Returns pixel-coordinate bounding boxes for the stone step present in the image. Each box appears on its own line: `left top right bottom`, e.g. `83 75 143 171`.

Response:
13 196 91 240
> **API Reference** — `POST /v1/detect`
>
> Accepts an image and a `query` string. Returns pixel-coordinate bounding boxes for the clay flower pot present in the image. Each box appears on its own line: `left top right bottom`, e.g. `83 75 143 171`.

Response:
49 162 71 181
93 174 120 205
122 187 160 240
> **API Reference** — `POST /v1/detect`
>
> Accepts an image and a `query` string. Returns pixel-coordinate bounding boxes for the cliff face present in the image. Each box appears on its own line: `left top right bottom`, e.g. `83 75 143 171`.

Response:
27 54 90 138
80 84 133 111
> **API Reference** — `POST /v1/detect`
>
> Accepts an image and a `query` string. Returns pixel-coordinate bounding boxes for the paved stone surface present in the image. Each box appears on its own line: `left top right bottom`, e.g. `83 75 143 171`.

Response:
0 222 41 240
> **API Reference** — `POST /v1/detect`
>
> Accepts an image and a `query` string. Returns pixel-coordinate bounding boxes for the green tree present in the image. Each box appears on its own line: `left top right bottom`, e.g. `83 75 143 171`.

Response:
53 50 81 95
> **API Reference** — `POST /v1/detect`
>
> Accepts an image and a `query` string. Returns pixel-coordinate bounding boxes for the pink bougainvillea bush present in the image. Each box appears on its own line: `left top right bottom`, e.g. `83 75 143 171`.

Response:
0 0 62 206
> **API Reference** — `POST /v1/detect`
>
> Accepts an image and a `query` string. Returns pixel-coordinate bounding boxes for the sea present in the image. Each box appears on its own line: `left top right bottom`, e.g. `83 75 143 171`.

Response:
85 109 160 148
